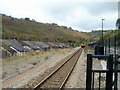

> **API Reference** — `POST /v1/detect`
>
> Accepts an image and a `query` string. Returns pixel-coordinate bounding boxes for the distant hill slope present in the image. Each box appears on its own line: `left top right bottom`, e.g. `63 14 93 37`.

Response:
89 30 103 38
2 15 91 43
104 30 120 38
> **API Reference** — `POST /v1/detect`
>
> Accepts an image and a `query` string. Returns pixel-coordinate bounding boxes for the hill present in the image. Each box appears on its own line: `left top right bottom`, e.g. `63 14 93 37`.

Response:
93 29 120 46
2 14 91 44
104 30 120 38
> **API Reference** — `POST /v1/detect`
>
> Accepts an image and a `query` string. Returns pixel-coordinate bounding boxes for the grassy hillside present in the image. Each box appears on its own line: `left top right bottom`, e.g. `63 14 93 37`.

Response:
89 30 102 37
2 15 91 44
94 30 120 46
104 30 120 38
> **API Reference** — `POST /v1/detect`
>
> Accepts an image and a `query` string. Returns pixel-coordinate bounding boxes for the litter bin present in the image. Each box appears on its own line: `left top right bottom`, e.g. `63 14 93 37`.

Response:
99 46 104 55
94 45 99 55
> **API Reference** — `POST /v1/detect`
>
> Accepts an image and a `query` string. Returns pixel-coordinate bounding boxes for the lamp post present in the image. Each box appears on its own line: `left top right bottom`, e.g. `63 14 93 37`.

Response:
102 19 105 47
99 19 105 55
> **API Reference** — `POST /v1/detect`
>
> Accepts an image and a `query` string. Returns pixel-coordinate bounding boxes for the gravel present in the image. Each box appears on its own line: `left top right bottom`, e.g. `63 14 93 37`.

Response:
1 48 104 89
64 49 103 89
64 49 87 88
1 47 78 88
19 47 79 88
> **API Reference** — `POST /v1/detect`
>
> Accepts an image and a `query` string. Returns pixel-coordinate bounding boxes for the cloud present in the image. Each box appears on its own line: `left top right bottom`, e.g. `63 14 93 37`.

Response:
0 0 118 31
38 2 118 31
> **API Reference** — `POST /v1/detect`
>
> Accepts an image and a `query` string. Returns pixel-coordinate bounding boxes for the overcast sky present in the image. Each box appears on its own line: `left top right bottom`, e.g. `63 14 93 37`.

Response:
0 0 119 32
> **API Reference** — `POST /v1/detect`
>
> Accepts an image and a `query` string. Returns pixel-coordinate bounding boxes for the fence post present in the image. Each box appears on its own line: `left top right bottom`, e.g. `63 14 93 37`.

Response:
86 54 92 90
114 35 116 55
108 38 110 54
105 39 107 55
114 35 117 90
106 54 113 90
114 54 118 90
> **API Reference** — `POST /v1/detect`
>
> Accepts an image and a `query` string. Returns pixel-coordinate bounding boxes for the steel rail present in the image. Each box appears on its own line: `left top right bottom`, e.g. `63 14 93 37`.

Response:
33 48 82 90
59 48 82 90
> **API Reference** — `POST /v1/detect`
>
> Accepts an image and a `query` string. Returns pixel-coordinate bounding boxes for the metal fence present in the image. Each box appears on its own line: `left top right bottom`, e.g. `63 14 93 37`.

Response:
104 35 120 90
104 35 120 55
86 34 120 90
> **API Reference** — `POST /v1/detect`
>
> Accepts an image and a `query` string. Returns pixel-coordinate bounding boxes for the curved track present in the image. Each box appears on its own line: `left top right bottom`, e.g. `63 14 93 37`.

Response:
33 48 83 90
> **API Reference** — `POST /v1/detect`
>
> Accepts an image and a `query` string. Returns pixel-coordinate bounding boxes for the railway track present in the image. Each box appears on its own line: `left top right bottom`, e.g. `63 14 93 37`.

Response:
33 48 83 90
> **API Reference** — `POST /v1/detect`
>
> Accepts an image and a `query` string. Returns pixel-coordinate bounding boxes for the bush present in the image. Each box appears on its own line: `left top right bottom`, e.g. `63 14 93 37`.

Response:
45 56 49 60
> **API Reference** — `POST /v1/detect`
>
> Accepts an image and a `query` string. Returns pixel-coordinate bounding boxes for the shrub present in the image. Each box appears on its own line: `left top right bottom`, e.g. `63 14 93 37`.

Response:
45 56 49 60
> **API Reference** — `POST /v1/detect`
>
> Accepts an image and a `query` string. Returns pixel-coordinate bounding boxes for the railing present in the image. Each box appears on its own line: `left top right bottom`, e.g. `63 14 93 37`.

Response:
87 34 120 90
104 35 120 55
86 54 114 90
104 35 120 90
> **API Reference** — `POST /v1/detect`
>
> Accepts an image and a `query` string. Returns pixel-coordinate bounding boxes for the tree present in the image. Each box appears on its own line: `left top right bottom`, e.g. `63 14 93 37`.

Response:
2 42 8 49
69 27 72 30
52 23 57 25
11 17 14 20
25 18 30 21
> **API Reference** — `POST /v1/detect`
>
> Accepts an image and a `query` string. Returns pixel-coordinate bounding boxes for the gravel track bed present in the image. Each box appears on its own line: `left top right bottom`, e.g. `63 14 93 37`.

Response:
64 50 86 88
64 50 103 88
1 48 104 89
20 48 80 88
38 49 82 89
1 48 78 88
